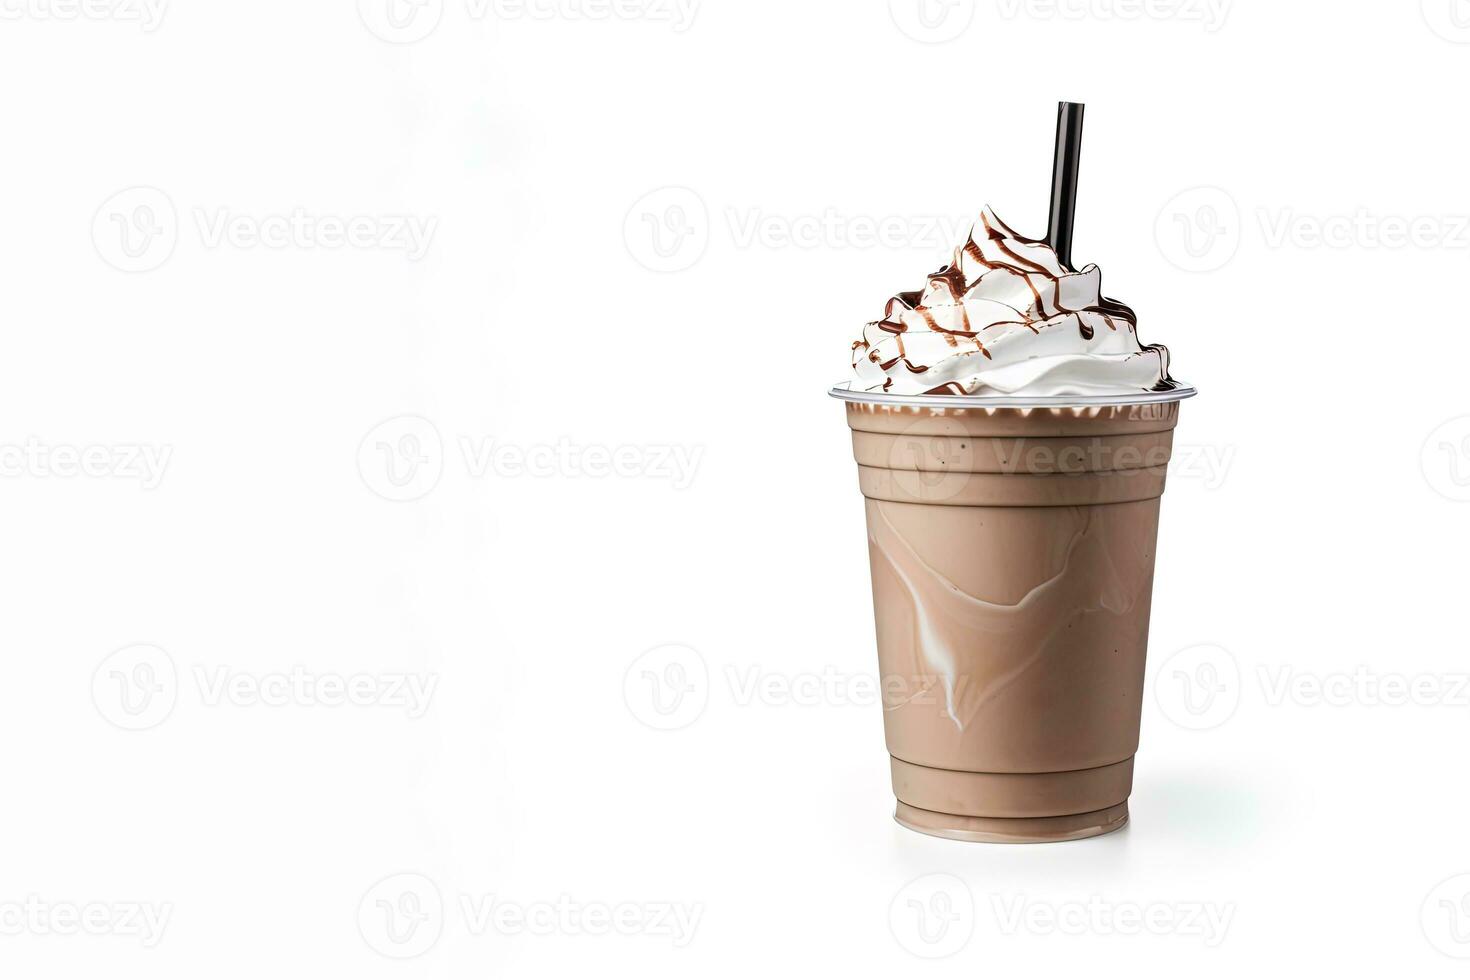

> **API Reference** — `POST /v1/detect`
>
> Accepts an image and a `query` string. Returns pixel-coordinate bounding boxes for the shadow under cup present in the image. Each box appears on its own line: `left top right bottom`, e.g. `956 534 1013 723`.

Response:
840 392 1187 843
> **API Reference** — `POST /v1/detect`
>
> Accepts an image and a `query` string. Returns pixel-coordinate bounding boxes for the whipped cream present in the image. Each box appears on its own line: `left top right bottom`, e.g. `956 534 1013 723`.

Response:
850 207 1176 397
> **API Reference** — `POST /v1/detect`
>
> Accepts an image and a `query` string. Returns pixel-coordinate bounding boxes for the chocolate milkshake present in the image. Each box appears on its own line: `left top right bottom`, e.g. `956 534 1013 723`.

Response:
834 198 1194 843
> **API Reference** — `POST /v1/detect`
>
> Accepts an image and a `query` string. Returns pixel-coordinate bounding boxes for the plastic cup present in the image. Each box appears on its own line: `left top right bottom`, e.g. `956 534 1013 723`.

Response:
833 383 1196 843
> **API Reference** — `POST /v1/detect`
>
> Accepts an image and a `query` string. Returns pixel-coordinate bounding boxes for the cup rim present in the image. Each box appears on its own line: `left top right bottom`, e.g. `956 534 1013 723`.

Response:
828 381 1198 410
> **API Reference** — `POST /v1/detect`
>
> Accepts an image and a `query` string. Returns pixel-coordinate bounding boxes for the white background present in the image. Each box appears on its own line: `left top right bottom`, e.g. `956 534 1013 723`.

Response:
2 0 1469 975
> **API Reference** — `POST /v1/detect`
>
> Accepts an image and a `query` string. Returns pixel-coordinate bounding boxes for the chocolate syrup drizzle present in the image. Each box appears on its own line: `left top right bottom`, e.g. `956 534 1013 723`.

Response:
854 207 1175 395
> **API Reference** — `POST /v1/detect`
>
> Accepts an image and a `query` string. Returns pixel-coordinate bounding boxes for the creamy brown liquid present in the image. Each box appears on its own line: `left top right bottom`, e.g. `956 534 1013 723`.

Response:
845 399 1180 842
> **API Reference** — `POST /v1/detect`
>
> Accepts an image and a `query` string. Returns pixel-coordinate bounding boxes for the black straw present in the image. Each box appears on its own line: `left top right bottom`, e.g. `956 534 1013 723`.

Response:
1046 101 1085 270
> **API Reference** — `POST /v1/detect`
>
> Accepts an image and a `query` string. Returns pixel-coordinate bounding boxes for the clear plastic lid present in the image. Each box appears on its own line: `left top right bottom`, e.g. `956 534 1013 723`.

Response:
828 381 1198 410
